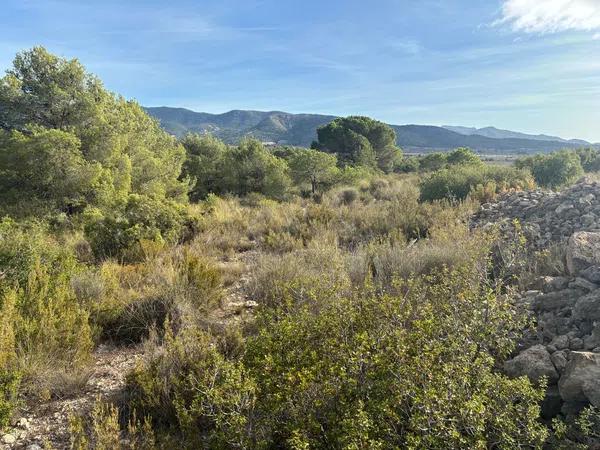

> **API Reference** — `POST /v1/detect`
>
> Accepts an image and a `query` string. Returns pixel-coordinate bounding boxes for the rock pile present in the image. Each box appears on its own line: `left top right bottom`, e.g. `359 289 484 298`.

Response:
473 180 600 249
473 179 600 417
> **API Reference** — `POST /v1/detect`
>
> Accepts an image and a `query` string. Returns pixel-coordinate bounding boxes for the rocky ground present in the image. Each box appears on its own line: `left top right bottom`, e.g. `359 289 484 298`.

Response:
474 179 600 418
474 179 600 249
1 256 256 450
1 346 143 449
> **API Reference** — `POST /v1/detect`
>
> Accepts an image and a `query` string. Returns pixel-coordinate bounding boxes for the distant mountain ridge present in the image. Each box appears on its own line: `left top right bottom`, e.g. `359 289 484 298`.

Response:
146 106 597 154
443 125 590 146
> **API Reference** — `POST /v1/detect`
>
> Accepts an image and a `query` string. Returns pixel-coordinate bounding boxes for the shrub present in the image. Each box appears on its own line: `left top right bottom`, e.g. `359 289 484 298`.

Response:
220 139 291 199
394 156 420 173
446 147 482 166
125 327 255 449
420 164 534 202
89 249 223 344
10 263 93 399
349 228 489 292
83 196 187 262
547 406 600 449
250 243 351 311
244 264 547 448
0 370 20 429
0 218 79 288
339 187 359 205
419 152 447 171
516 150 584 189
69 400 156 450
0 290 19 430
576 148 600 173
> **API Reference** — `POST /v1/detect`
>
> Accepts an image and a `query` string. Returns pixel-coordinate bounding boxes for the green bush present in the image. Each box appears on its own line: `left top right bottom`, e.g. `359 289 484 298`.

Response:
420 164 534 202
83 195 187 262
221 138 291 199
576 148 600 173
446 147 482 166
244 264 547 448
0 218 79 288
0 370 20 429
419 152 448 172
395 156 420 173
516 150 584 189
126 328 255 449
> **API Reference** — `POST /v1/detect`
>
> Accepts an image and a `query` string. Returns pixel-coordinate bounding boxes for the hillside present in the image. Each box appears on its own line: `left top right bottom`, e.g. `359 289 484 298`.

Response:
146 106 596 153
145 107 336 147
443 125 590 146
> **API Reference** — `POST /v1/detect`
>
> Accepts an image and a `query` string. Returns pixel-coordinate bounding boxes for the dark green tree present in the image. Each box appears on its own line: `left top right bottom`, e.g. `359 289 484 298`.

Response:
316 116 401 172
419 152 448 172
221 138 291 199
287 148 338 193
0 47 189 209
0 47 190 257
447 147 481 166
181 133 227 201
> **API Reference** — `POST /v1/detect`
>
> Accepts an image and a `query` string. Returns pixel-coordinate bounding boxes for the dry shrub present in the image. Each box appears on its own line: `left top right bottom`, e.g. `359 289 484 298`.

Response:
348 226 489 293
193 196 304 258
249 240 350 310
69 399 156 450
339 187 359 205
262 230 303 254
88 248 224 345
9 263 94 401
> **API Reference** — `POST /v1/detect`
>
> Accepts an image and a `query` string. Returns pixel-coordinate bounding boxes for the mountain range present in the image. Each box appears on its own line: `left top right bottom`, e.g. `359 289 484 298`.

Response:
146 107 597 154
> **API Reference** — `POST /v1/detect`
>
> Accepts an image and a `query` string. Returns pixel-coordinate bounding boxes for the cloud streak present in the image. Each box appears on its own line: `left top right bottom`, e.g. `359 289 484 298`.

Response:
498 0 600 34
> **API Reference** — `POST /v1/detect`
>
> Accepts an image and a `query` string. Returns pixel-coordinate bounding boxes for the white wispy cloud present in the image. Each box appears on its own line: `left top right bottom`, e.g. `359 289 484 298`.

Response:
498 0 600 34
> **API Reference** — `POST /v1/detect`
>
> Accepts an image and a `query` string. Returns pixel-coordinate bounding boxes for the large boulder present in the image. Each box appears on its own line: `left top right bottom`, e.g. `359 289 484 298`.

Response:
573 290 600 322
581 265 600 284
584 324 600 350
504 344 559 383
558 351 600 406
534 289 581 312
566 232 600 275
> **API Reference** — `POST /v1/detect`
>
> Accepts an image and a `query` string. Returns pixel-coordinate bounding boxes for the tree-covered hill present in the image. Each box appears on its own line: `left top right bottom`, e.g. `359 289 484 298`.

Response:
146 106 597 153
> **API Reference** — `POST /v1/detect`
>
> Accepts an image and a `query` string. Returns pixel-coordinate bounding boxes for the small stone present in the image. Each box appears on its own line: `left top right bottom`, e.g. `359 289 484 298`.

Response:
585 324 600 350
2 434 16 445
571 338 584 350
551 350 569 374
26 444 43 450
552 335 570 350
556 203 574 215
17 417 30 430
569 277 599 292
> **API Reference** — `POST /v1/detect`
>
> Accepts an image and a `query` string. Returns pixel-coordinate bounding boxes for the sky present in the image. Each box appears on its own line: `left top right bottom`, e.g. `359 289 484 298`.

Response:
1 0 600 141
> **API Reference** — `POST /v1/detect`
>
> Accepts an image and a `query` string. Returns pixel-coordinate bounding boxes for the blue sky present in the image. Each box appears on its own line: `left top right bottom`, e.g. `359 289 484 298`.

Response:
1 0 600 141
